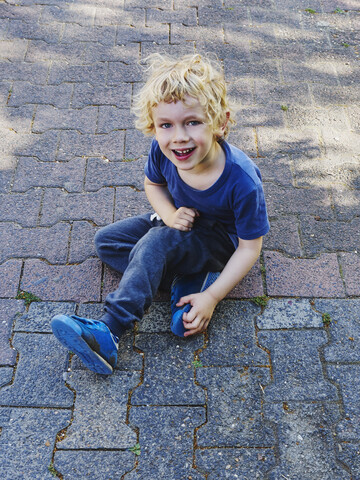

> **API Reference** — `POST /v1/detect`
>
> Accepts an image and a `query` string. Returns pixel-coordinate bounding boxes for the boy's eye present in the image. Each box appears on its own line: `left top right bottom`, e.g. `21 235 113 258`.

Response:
188 120 201 126
160 123 172 129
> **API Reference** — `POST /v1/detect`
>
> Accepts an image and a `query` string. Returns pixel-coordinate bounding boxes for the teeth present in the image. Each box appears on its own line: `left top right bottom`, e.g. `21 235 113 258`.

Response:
174 148 193 154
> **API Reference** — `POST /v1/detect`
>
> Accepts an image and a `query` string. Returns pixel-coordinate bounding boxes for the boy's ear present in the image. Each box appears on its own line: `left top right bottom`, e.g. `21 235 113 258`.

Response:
215 111 230 138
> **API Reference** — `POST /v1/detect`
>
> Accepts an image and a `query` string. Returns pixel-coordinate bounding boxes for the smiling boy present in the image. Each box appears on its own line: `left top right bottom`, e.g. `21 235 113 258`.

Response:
51 54 270 375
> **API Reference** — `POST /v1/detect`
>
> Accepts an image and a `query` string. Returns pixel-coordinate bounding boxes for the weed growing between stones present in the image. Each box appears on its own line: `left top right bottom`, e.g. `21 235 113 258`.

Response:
16 290 41 306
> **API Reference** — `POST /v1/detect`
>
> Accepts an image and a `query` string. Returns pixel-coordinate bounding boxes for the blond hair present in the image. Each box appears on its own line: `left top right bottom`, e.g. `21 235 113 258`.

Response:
133 53 235 139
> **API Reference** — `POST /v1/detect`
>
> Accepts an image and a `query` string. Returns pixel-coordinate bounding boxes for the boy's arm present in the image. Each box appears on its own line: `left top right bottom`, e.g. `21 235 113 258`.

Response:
178 236 263 337
144 176 198 231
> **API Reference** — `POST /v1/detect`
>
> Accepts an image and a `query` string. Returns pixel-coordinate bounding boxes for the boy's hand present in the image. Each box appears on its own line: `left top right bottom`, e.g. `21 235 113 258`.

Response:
176 290 218 336
165 207 199 231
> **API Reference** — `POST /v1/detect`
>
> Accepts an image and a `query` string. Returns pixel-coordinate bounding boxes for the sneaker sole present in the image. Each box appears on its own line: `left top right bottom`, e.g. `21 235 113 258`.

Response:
51 315 113 375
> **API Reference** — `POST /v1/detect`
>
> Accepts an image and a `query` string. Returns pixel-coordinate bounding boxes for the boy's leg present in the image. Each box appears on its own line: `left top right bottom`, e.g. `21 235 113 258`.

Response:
101 218 235 338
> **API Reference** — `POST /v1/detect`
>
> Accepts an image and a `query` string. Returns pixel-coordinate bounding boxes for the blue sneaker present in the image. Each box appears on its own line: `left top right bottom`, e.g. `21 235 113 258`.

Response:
51 314 119 375
170 271 220 337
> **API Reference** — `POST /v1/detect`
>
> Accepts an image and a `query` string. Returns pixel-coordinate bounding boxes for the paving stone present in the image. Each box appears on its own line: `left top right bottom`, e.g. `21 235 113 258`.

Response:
223 59 281 84
338 253 360 296
197 366 274 447
236 105 286 128
337 443 360 480
196 448 276 479
264 252 345 297
0 4 42 21
12 131 60 162
0 105 34 133
147 6 197 25
9 82 71 109
332 187 360 221
77 303 143 371
321 128 360 164
0 60 49 84
0 81 11 106
255 155 295 186
300 217 360 255
26 39 86 64
138 302 173 333
0 223 70 264
327 364 360 442
199 301 268 366
71 83 132 108
57 131 125 161
0 367 13 387
48 62 108 85
131 333 204 405
0 407 71 480
0 299 24 366
40 188 114 227
62 24 116 45
0 189 42 226
198 5 250 25
311 84 360 107
257 299 323 329
0 333 74 407
33 106 98 134
69 221 99 263
264 183 333 218
264 217 302 256
0 260 22 298
0 39 28 61
315 299 360 362
116 23 169 44
257 126 321 159
7 18 62 43
21 258 102 303
124 128 154 158
264 402 349 480
107 62 144 84
115 186 151 220
97 106 135 132
13 157 85 193
54 450 135 480
285 105 350 130
258 330 338 401
226 127 257 158
226 260 264 298
14 301 76 333
85 157 147 191
254 79 312 106
127 406 205 480
58 369 139 449
95 6 144 25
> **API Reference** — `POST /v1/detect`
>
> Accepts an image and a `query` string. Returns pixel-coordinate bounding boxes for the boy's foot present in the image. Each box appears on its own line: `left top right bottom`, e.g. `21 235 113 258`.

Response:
170 271 220 337
51 314 119 375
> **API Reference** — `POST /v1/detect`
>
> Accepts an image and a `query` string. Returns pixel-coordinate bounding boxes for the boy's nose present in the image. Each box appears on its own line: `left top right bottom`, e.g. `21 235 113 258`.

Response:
173 125 189 142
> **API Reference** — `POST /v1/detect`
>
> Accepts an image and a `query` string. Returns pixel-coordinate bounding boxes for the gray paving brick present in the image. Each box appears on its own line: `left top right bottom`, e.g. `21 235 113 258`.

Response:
0 60 49 84
117 23 169 44
198 5 250 25
315 299 360 362
0 367 13 388
257 126 321 158
54 450 135 480
40 4 96 25
264 252 346 297
264 217 302 256
13 157 85 193
339 253 360 297
127 406 205 480
0 333 74 407
0 81 11 105
57 131 125 161
11 131 60 161
97 106 134 132
107 62 144 84
0 105 34 133
311 83 360 107
21 258 102 302
286 105 350 131
48 62 108 85
196 447 276 479
0 189 42 226
125 128 153 158
147 6 197 25
257 299 323 329
337 443 360 480
300 217 360 255
62 23 116 45
237 105 286 128
85 157 146 191
0 166 14 194
25 39 86 64
8 81 72 108
0 260 22 298
33 106 98 134
58 369 139 449
0 39 28 61
14 301 76 333
40 188 114 227
227 260 264 298
199 301 268 367
171 23 223 45
7 19 62 43
226 127 257 158
321 128 360 164
138 302 172 333
82 41 139 63
0 407 71 480
327 364 360 442
71 83 132 108
68 221 98 263
258 330 338 401
282 58 339 85
140 41 196 59
115 186 151 221
131 333 204 405
332 187 360 221
197 366 274 447
0 299 24 366
254 79 312 105
0 4 42 22
95 6 144 25
264 402 349 480
223 59 281 83
0 223 70 264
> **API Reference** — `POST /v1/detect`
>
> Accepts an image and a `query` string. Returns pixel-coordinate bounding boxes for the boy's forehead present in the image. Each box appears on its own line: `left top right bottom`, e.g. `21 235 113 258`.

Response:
152 95 205 115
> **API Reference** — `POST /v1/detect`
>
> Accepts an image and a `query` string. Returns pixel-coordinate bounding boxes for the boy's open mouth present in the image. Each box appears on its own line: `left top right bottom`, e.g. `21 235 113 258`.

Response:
172 147 196 157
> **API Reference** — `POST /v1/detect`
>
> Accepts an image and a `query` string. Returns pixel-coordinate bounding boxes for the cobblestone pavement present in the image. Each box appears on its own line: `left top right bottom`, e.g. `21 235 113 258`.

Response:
0 0 360 478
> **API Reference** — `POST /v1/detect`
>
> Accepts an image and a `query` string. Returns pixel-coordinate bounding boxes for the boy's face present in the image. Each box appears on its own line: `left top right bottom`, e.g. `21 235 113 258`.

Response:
152 96 223 174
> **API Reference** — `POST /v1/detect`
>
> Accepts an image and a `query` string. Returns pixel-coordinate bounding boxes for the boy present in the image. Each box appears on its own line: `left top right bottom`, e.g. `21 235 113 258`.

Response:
51 54 269 375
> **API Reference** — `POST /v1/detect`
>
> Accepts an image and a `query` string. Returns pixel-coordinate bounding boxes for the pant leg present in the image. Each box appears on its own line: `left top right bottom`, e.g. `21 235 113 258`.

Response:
101 217 235 337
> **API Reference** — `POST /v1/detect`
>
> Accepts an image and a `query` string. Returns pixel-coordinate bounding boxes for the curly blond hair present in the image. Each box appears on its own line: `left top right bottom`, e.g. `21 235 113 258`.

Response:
132 53 235 139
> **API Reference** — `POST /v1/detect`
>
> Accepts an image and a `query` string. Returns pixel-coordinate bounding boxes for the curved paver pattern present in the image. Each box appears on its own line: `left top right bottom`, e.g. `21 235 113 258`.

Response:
0 0 359 478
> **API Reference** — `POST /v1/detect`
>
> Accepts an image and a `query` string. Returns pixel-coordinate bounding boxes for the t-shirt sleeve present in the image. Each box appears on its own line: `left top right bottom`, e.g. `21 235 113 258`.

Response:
144 139 167 185
234 184 270 240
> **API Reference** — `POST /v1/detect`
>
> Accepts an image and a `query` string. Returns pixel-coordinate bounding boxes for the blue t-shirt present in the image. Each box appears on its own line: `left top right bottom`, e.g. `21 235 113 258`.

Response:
144 139 270 247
